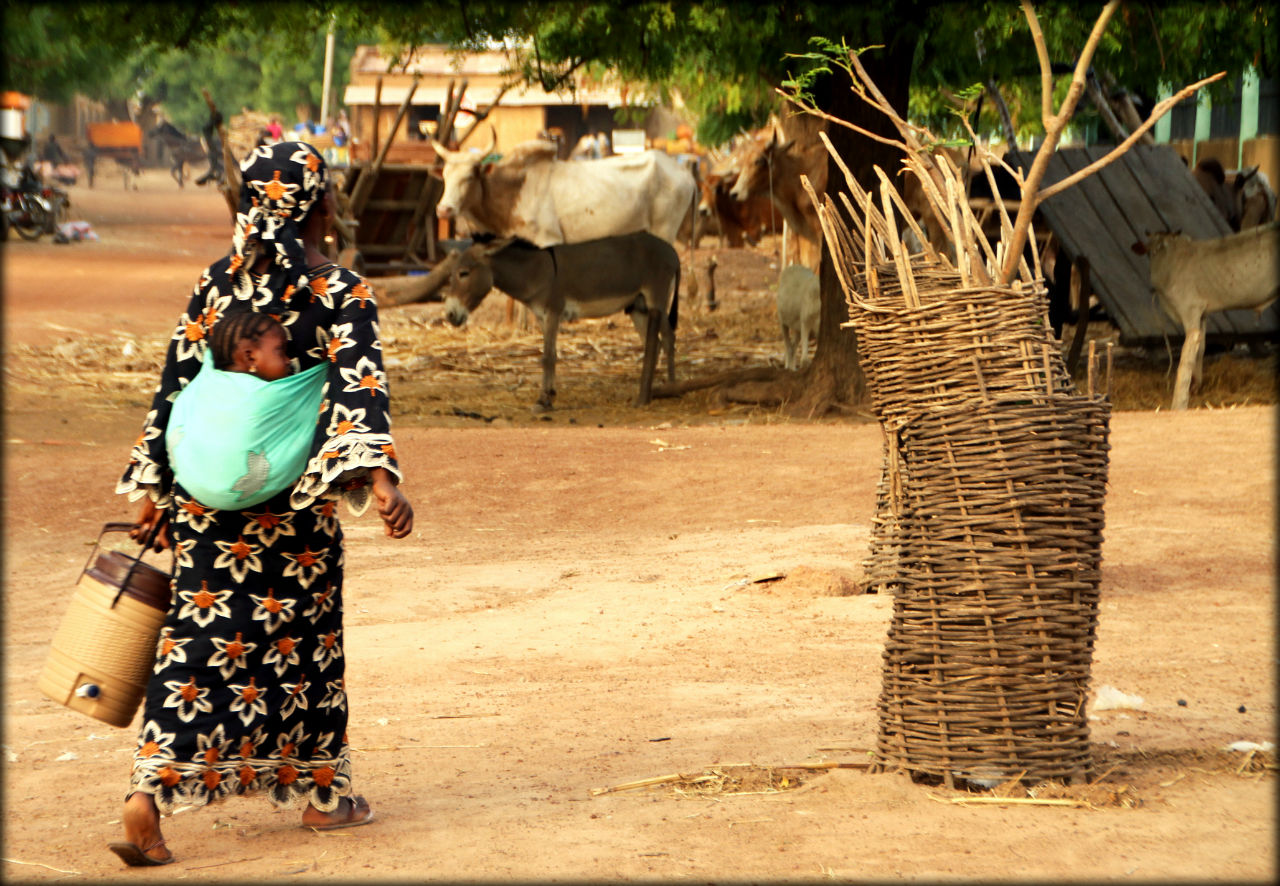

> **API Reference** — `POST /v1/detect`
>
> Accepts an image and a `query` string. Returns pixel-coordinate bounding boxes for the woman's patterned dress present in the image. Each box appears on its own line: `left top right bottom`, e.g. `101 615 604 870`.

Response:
117 259 400 814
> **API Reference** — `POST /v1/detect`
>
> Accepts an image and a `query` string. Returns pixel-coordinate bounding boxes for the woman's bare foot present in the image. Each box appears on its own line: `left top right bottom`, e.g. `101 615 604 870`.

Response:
109 792 173 865
301 795 375 830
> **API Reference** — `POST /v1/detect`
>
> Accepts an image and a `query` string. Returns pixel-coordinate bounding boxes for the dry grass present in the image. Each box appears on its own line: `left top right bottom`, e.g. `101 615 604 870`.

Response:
590 763 828 799
5 244 1274 425
1067 323 1278 412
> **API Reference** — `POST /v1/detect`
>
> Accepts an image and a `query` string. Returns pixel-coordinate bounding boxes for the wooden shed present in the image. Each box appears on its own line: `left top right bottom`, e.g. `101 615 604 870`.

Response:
342 44 633 166
338 44 655 275
1008 144 1279 346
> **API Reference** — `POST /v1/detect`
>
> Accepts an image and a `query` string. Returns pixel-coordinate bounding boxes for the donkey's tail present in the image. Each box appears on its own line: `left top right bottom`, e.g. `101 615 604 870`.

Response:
668 261 680 332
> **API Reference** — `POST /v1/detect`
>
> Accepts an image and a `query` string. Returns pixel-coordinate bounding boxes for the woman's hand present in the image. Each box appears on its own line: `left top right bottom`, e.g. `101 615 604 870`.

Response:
130 498 171 552
370 468 413 539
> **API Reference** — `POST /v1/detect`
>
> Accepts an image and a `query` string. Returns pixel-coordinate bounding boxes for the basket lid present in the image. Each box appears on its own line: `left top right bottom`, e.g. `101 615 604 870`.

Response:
86 550 171 611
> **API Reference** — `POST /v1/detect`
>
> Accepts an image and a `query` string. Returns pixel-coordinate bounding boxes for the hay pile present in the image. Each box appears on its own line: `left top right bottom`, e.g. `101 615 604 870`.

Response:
226 111 272 161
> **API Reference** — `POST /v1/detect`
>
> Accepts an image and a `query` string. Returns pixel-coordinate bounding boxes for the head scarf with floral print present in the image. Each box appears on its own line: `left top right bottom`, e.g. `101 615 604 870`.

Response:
219 140 328 308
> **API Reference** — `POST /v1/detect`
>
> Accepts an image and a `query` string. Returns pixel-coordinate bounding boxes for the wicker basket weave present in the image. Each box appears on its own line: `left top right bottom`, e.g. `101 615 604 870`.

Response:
808 149 1112 788
848 269 1078 595
844 270 1075 422
874 397 1111 786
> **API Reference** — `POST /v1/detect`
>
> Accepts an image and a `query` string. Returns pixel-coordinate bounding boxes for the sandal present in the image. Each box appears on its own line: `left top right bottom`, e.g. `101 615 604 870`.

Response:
108 837 174 866
302 795 375 831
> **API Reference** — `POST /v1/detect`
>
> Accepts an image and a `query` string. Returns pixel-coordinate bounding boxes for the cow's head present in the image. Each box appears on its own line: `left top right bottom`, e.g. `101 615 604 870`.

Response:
442 237 513 327
431 126 498 221
696 171 738 217
729 130 793 203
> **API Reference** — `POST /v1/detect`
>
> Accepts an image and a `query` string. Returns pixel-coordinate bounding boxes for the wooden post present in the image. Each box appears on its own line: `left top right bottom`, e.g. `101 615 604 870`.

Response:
348 75 421 219
371 76 383 161
1065 256 1092 374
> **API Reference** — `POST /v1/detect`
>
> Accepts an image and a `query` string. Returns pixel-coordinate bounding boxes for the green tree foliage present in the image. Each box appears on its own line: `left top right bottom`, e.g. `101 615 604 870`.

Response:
8 2 1272 142
1 2 382 132
0 3 141 104
414 1 1276 149
912 1 1278 142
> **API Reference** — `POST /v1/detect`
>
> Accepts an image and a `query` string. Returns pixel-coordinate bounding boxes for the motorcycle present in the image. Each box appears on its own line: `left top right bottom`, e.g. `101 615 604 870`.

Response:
1 161 67 241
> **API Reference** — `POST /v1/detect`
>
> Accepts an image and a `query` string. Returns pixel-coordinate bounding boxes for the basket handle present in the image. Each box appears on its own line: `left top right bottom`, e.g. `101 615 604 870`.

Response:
82 521 174 608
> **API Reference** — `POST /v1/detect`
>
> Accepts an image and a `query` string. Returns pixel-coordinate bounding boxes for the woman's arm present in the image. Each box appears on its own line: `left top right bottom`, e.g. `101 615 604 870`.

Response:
290 267 407 515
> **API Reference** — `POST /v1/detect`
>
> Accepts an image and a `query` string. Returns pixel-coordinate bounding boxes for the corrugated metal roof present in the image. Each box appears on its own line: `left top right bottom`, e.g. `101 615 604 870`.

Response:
1007 144 1279 344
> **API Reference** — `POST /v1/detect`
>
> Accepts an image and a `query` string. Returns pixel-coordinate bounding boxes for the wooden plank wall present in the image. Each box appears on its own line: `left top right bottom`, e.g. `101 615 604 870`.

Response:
1008 144 1279 345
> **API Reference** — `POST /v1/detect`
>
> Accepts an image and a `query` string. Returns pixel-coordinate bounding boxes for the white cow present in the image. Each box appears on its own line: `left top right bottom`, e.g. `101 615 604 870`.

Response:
1132 221 1280 409
432 130 695 248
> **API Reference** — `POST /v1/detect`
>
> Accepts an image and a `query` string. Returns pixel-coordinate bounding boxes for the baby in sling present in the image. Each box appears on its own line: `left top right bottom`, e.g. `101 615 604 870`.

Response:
166 312 326 510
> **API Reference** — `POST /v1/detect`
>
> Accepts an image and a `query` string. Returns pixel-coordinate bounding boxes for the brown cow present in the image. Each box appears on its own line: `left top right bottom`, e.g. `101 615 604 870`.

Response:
697 170 783 247
728 129 822 246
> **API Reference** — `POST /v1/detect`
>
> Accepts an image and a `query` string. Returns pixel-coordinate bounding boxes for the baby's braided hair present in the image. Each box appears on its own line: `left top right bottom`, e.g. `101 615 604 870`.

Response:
210 310 283 370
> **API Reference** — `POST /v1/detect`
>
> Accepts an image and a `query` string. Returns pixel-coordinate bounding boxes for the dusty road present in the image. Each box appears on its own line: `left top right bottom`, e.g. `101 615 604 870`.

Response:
2 169 1274 882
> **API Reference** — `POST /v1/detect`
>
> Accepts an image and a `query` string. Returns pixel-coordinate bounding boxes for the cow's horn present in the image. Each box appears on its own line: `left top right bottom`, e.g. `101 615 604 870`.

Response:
480 124 497 158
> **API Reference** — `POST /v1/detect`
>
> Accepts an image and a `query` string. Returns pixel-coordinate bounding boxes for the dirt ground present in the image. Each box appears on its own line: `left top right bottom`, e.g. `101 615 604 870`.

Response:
2 169 1275 882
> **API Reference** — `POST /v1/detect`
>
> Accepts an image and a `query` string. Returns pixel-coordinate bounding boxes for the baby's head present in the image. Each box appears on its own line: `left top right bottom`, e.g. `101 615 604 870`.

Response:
211 311 290 381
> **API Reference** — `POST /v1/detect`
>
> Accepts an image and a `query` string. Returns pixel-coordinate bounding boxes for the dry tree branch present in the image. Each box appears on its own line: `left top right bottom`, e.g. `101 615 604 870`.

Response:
773 88 909 153
1022 0 1054 123
781 0 1222 293
457 83 513 147
1002 0 1120 283
1000 0 1222 283
1035 71 1226 203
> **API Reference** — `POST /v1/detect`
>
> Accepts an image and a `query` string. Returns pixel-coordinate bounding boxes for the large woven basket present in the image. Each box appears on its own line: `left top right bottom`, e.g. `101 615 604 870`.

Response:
873 396 1111 786
849 271 1076 593
810 147 1112 787
845 270 1075 423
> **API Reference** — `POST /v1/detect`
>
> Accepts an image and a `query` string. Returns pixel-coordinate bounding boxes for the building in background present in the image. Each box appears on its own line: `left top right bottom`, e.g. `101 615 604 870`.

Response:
1157 68 1278 184
342 43 673 163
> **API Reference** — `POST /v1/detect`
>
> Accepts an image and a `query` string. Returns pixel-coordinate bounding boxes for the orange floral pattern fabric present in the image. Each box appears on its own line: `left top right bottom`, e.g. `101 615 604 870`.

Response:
116 142 401 815
130 484 351 813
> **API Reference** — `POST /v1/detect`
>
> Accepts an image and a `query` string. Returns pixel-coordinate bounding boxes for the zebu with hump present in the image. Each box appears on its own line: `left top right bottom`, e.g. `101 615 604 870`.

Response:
432 129 695 247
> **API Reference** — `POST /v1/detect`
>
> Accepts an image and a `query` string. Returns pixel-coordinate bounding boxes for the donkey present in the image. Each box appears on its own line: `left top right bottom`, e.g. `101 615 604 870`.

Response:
439 232 680 411
149 121 207 188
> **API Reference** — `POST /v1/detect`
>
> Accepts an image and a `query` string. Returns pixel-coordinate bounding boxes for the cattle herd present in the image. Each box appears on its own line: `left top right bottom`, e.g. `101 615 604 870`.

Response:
411 124 1278 412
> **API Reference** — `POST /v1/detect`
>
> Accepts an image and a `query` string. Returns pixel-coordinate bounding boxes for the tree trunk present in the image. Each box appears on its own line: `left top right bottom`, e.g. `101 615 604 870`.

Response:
792 44 914 417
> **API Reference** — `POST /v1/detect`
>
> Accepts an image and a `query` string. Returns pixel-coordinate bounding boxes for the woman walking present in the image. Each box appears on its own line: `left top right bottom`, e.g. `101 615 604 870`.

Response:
112 141 413 866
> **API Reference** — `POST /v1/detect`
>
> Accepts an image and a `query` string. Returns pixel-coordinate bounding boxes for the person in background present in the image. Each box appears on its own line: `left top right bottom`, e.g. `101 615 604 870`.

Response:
332 110 350 148
194 107 224 187
41 133 69 165
110 140 413 867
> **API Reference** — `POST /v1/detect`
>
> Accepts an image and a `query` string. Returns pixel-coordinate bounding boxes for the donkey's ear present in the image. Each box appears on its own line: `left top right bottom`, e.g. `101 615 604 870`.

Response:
482 236 516 256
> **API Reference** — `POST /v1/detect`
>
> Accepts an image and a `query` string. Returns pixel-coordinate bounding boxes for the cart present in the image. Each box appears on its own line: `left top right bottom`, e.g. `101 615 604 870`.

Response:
85 121 143 189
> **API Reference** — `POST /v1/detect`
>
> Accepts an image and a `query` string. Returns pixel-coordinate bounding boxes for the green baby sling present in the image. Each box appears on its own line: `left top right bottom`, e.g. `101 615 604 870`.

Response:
166 348 328 510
